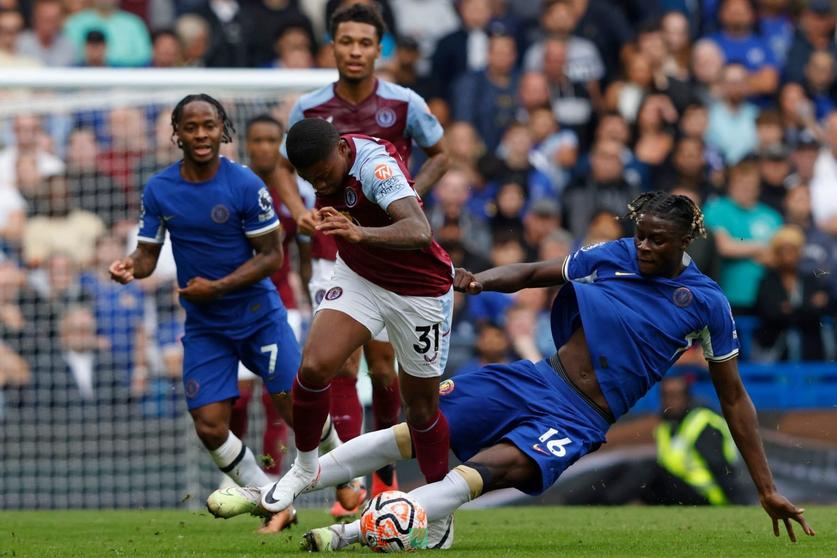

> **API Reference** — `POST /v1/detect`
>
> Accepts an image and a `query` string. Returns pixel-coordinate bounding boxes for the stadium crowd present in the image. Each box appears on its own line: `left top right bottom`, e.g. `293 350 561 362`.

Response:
2 0 837 419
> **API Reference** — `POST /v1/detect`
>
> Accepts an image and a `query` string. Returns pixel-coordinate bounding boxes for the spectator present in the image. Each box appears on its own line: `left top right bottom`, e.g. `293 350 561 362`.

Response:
241 0 315 68
635 18 692 114
703 157 783 312
63 0 152 67
0 178 25 256
489 181 525 237
562 138 640 238
504 302 542 362
810 111 837 236
523 0 605 88
516 71 551 119
689 38 725 105
64 128 128 229
754 225 829 362
135 108 180 190
22 173 105 267
706 63 758 164
268 25 315 69
754 109 784 151
801 50 836 121
788 129 819 186
570 0 634 80
426 168 491 262
784 0 836 85
632 94 678 187
184 0 248 67
452 31 519 152
543 36 594 146
432 0 493 104
659 136 714 201
757 0 793 67
443 121 485 185
390 36 437 105
149 29 183 68
0 7 41 67
661 10 691 80
784 184 837 299
389 0 458 76
0 259 31 387
757 143 791 214
779 82 815 139
0 114 65 193
79 29 108 67
579 209 623 248
708 0 779 99
604 52 654 123
175 13 210 67
96 106 150 192
81 232 148 393
484 123 555 205
522 198 561 261
454 321 511 376
16 0 75 67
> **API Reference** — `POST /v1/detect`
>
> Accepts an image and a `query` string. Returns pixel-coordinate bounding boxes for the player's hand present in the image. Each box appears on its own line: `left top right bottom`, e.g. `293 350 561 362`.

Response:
296 210 319 236
178 277 223 302
109 257 135 284
760 491 815 542
453 267 482 294
316 208 364 243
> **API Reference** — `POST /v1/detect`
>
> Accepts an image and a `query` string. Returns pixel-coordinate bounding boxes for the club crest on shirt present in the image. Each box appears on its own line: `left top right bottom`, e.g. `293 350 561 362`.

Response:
375 107 396 128
185 379 200 399
325 286 343 301
374 164 393 181
344 188 358 207
211 204 229 224
439 379 455 396
673 287 693 307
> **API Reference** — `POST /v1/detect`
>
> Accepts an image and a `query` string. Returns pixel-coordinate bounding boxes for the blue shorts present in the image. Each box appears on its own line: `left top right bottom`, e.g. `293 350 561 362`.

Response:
181 314 301 410
440 358 611 495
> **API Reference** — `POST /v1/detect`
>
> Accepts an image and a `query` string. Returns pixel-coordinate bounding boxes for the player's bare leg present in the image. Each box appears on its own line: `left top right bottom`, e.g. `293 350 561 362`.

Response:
364 340 401 495
261 309 371 513
399 369 449 484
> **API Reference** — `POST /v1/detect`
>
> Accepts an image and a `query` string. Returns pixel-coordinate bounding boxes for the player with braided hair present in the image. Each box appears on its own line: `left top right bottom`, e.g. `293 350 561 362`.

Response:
111 94 305 531
211 192 814 551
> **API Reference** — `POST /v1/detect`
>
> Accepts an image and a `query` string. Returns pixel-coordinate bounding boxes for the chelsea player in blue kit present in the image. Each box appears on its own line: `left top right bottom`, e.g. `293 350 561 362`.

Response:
209 191 814 550
109 95 305 529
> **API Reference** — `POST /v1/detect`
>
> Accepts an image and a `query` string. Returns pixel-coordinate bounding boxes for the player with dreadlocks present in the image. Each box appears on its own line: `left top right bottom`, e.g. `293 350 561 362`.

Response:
111 94 334 531
209 191 814 551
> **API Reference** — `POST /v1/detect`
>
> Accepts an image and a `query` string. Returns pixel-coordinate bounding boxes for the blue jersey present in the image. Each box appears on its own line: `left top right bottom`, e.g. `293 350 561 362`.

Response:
552 239 739 419
137 157 283 331
708 32 777 72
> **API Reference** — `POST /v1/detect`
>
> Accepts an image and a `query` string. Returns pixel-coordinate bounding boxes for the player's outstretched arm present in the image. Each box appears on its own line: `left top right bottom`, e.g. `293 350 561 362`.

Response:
317 198 431 249
276 156 317 234
454 257 568 294
109 242 162 284
708 358 815 542
413 139 449 197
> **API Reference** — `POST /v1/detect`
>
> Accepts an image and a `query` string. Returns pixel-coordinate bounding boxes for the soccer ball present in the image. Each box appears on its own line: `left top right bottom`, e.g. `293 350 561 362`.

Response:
360 490 429 552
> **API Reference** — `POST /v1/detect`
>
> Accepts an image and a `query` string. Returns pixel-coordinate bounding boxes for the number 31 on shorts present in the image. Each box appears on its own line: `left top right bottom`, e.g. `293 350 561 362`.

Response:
537 428 573 457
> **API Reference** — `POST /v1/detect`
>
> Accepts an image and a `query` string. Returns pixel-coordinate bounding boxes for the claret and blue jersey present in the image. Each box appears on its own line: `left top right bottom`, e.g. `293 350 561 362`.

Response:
137 157 286 331
554 238 740 419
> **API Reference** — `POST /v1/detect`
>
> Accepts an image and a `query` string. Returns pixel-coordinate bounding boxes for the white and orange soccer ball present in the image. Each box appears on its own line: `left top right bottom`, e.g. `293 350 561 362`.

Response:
360 490 429 553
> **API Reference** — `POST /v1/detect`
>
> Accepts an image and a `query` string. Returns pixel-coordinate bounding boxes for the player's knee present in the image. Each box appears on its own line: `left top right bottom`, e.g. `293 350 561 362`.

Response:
299 353 338 386
403 397 438 427
193 418 229 450
368 365 397 388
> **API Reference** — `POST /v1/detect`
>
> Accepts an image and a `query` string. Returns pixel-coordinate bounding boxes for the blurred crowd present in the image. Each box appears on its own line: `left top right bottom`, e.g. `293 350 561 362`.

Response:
3 0 837 416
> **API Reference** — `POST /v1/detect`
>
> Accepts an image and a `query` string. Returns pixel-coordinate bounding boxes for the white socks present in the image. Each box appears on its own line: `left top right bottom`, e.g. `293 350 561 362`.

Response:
408 469 472 521
209 431 270 486
314 427 403 490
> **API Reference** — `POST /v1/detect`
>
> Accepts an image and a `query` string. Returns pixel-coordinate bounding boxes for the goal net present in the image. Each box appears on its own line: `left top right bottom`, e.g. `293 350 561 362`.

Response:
0 68 334 509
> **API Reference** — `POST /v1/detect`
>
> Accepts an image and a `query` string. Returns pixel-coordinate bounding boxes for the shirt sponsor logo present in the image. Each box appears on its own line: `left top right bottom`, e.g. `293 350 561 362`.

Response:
374 164 393 181
325 286 343 301
345 188 358 207
375 107 397 128
673 287 693 307
377 176 402 197
211 204 229 224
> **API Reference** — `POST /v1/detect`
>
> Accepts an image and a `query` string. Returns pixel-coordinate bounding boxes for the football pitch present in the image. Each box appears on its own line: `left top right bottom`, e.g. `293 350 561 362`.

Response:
1 506 833 557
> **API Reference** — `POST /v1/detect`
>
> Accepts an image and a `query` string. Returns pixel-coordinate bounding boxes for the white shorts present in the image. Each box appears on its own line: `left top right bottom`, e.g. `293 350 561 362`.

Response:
309 257 389 343
238 309 303 380
315 257 452 378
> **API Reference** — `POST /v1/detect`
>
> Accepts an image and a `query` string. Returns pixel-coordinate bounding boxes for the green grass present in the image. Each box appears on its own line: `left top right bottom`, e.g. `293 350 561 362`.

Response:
0 506 833 557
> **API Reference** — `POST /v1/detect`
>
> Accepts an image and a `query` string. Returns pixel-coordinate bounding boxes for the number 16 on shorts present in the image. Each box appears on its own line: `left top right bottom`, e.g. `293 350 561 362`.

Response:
535 428 573 457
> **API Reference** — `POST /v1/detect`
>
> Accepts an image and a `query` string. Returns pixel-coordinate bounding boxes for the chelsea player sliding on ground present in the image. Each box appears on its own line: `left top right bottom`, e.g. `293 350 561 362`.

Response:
209 191 815 551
